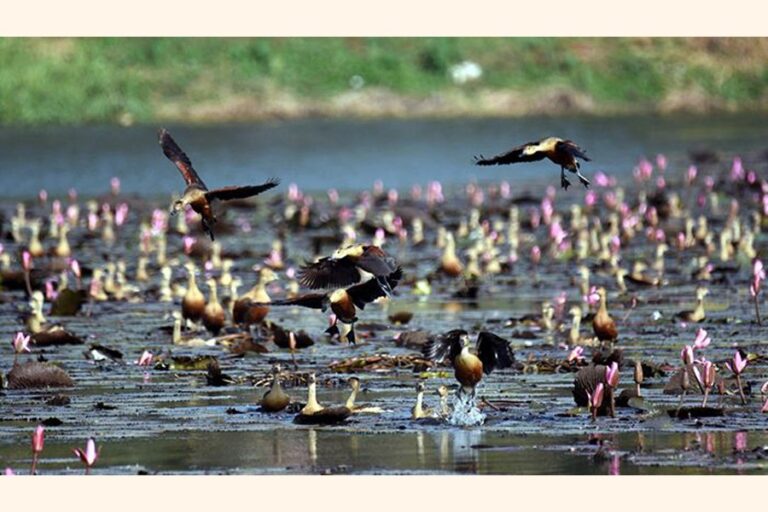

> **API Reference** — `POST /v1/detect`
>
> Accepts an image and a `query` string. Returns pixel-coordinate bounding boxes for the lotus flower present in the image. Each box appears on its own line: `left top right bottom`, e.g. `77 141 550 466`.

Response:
12 332 31 355
22 250 32 272
183 236 196 255
725 351 748 375
609 454 620 476
587 383 605 420
70 259 81 279
680 345 695 366
115 203 129 226
584 190 597 207
31 425 44 454
5 468 15 476
693 328 711 350
762 397 768 414
30 425 44 474
530 245 541 265
605 362 620 388
583 286 599 307
686 165 698 185
136 350 153 367
734 431 747 453
726 351 749 405
45 280 58 301
73 438 99 474
567 346 584 363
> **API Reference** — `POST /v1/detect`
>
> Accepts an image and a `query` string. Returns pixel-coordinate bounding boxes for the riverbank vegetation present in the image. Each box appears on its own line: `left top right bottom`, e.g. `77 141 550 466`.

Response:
2 37 768 124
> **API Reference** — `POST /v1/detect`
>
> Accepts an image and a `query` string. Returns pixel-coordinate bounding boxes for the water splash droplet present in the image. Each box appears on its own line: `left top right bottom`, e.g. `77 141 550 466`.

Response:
448 389 486 426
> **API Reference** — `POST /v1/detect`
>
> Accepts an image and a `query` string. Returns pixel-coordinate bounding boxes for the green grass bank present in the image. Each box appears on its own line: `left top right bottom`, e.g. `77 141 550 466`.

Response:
2 37 768 125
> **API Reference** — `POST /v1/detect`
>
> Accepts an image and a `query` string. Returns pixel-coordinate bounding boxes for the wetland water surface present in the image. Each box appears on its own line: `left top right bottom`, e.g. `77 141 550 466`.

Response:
2 115 768 474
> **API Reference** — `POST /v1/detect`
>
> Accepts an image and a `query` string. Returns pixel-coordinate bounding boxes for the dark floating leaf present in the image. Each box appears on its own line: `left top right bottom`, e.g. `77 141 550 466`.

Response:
668 406 725 419
44 394 71 406
41 417 63 426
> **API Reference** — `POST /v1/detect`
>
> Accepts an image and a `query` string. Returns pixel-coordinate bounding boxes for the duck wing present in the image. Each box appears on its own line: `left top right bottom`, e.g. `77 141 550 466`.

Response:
474 141 547 166
346 267 403 310
298 256 361 290
423 329 466 364
206 178 280 201
356 248 399 277
476 331 515 375
259 293 328 310
158 129 208 189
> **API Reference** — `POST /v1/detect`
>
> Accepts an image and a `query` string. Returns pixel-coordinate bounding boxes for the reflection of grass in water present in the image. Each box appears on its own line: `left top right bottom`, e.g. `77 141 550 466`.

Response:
3 38 768 124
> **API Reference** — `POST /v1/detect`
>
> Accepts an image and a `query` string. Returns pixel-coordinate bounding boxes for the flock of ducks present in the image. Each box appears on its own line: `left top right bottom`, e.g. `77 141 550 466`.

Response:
3 129 765 433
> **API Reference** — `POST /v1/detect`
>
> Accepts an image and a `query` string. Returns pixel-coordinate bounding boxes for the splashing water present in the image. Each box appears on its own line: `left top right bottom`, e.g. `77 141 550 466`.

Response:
448 389 486 426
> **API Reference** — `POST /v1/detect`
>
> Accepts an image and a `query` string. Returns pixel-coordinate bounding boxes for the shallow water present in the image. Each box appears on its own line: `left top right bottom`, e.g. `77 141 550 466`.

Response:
2 116 768 474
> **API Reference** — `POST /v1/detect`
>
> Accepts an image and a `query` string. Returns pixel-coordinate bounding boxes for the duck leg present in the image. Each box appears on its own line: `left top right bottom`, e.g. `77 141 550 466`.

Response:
575 166 591 188
560 167 571 190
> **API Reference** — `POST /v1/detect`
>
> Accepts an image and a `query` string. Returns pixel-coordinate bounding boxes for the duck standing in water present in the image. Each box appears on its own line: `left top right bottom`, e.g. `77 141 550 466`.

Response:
423 330 514 399
158 128 279 240
182 262 205 329
202 278 226 335
475 137 591 190
261 365 291 412
592 287 618 346
233 268 278 327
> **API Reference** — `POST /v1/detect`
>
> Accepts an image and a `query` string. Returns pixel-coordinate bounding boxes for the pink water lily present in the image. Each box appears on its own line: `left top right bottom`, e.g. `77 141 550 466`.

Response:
725 351 748 376
73 438 99 473
4 468 14 476
87 212 99 231
587 383 605 418
680 345 695 366
22 250 32 272
30 425 44 474
583 286 599 307
594 171 611 188
70 259 81 279
693 328 711 350
530 245 541 265
31 425 44 454
182 236 196 255
693 359 717 407
686 165 698 184
12 332 31 355
45 280 58 301
136 350 153 367
762 398 768 414
567 346 584 363
605 362 620 389
115 203 129 226
726 351 749 405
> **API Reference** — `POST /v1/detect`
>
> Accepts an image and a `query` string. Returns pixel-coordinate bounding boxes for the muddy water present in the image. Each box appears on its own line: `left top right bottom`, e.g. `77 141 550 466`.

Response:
3 119 768 474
